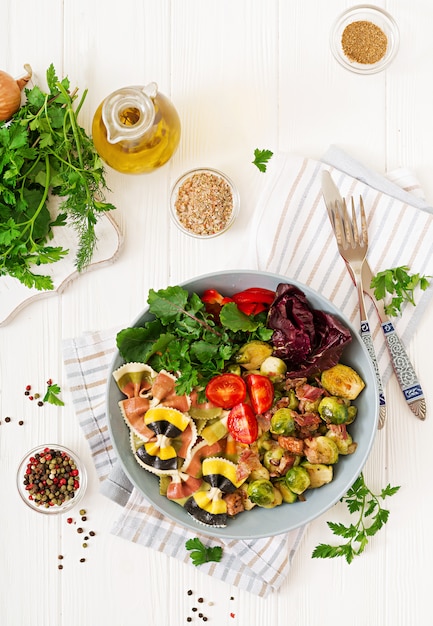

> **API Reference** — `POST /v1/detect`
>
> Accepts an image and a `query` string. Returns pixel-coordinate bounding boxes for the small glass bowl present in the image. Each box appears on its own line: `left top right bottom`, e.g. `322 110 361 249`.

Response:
170 167 240 239
17 444 87 515
330 5 400 74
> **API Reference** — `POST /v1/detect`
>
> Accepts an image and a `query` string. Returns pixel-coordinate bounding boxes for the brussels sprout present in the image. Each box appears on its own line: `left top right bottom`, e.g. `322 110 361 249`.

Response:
302 398 322 413
318 396 351 425
256 431 274 454
263 446 284 470
249 464 271 481
234 341 273 371
239 483 256 510
301 462 333 488
284 466 311 494
247 479 282 508
270 408 296 436
285 388 300 410
326 429 358 455
274 479 298 503
260 356 287 383
304 436 339 464
321 364 365 400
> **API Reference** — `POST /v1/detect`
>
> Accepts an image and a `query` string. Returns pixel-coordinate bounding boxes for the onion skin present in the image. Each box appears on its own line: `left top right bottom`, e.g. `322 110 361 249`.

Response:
0 64 32 122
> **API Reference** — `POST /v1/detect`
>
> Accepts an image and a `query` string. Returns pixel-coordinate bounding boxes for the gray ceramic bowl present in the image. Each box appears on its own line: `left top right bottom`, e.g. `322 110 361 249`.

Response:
106 270 379 539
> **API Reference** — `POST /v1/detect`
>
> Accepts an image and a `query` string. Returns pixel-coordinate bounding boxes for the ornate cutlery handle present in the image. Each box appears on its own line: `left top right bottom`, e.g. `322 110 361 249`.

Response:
360 319 386 429
381 321 426 420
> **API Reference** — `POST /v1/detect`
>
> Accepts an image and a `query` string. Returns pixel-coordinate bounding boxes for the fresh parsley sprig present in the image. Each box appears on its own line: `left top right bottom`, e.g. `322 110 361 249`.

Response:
0 64 115 290
185 537 223 566
252 148 273 172
370 265 431 317
312 473 400 563
43 382 65 406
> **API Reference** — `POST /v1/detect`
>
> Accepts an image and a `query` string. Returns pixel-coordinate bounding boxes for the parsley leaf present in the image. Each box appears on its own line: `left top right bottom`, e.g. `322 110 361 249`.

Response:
0 64 115 290
185 537 223 566
252 148 273 172
312 473 400 563
370 265 431 316
43 383 65 406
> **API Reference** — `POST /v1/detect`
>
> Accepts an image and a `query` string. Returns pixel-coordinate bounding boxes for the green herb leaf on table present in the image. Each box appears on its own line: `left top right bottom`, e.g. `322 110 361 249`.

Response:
252 148 273 172
312 473 400 564
0 64 115 290
43 383 65 406
185 537 223 566
370 265 431 316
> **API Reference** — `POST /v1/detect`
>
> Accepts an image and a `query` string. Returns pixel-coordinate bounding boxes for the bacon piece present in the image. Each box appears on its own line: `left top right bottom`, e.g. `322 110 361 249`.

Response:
223 490 246 516
277 436 304 455
236 449 261 482
296 383 324 402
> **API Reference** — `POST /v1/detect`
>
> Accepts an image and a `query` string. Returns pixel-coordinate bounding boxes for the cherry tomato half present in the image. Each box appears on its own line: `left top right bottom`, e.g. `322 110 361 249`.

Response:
205 373 247 409
227 403 259 444
245 374 274 414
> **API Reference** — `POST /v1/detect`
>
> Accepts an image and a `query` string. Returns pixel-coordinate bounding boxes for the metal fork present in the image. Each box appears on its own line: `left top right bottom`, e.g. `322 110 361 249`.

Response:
329 195 387 429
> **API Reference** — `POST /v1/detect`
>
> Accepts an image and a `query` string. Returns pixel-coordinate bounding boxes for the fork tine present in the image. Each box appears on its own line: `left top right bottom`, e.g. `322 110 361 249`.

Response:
359 196 368 246
351 197 359 247
340 198 353 247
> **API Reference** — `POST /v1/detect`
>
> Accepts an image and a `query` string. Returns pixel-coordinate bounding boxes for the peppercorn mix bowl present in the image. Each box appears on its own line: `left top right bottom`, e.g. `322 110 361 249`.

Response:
330 5 399 74
169 167 240 238
16 444 87 514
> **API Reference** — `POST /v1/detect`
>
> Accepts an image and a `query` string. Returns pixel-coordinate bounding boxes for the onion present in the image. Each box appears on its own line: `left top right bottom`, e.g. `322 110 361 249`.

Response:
0 63 32 122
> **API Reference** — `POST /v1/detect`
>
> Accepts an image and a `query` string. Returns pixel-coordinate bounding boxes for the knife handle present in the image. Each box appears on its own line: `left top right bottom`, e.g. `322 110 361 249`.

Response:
360 319 386 428
381 321 426 420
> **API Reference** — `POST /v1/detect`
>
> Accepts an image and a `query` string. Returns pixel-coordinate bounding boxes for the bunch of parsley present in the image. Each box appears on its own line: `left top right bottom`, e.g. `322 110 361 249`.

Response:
116 285 272 397
0 64 115 290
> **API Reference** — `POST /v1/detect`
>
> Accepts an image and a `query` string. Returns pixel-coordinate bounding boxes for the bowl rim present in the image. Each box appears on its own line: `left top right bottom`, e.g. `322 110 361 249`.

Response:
169 167 240 239
330 4 400 75
16 443 87 514
105 269 379 539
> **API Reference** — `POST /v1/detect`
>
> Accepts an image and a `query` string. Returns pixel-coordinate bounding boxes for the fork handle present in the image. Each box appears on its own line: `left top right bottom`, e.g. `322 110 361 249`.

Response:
360 319 386 429
381 321 426 420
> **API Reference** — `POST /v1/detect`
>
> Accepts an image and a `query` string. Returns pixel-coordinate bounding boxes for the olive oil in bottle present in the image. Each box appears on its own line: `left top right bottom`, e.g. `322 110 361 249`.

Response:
92 82 181 174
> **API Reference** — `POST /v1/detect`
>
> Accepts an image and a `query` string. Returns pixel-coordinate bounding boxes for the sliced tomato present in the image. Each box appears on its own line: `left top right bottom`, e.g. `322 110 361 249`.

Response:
205 373 247 409
227 403 259 444
245 373 274 414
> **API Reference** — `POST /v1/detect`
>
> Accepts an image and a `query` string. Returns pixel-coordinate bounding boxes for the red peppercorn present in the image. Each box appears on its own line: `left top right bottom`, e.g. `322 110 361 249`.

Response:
29 396 34 401
66 518 73 524
47 379 53 386
26 385 31 391
70 469 79 477
73 480 80 489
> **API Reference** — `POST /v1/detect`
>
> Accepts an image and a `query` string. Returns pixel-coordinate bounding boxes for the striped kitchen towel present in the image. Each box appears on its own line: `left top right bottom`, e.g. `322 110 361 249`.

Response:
62 328 305 598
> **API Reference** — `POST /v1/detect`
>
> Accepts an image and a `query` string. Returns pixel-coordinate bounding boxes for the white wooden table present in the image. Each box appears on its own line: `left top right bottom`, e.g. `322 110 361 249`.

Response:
2 2 433 625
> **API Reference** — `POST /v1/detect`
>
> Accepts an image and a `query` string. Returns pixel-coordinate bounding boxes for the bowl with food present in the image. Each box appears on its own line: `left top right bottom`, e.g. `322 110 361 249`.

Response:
106 270 379 539
17 444 87 514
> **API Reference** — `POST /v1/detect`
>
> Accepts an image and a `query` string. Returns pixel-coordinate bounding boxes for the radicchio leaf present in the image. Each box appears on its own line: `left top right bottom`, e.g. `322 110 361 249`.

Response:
267 284 352 377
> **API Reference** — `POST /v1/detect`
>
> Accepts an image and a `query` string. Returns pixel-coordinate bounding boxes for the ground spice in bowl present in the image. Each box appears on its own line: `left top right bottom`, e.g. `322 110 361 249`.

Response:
341 20 387 64
170 168 240 238
330 5 399 74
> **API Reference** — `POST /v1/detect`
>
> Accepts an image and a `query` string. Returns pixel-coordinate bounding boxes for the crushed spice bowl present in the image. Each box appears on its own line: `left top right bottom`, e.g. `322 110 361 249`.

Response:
169 167 240 239
330 5 400 74
16 444 87 514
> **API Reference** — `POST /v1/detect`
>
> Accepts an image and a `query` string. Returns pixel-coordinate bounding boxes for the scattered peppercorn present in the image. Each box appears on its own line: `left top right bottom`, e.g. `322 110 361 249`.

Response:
203 618 208 622
187 590 193 596
37 401 44 407
58 555 64 560
187 619 192 623
81 516 87 522
89 531 95 537
34 393 40 399
67 517 73 524
18 420 24 426
198 613 203 618
26 385 31 391
192 608 198 612
198 598 204 603
77 527 84 534
79 509 86 515
79 558 86 563
5 417 11 423
24 391 30 396
84 535 89 540
82 543 88 548
58 564 63 570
